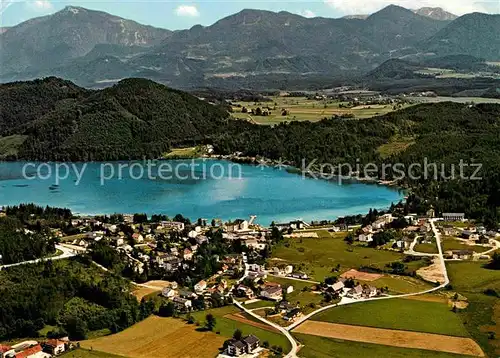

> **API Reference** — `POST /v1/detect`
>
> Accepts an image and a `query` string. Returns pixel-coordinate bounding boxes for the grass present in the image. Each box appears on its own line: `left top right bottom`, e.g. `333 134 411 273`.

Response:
61 349 126 358
269 233 403 281
0 134 28 158
365 275 433 294
313 298 469 337
294 334 471 358
446 261 500 357
441 237 490 253
414 243 439 254
436 221 470 228
188 306 291 351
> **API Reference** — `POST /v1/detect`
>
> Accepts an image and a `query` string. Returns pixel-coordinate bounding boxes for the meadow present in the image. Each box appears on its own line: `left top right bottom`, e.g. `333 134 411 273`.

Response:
231 96 410 125
269 231 403 281
313 298 469 337
293 334 474 358
446 261 500 357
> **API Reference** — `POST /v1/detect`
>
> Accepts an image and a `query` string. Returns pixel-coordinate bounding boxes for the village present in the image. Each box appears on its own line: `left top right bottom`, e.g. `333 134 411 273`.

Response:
1 204 499 358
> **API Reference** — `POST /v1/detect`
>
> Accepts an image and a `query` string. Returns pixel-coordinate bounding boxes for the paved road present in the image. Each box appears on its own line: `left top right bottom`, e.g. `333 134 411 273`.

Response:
0 244 76 270
266 273 320 284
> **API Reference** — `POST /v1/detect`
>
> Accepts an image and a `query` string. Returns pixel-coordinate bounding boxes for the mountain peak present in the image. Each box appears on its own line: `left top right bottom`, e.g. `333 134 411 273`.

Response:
413 7 457 21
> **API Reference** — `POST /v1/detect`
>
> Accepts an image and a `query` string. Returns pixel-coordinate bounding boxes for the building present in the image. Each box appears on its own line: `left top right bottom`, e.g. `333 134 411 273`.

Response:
363 285 378 298
358 233 373 243
194 280 207 293
159 221 185 231
43 340 65 355
443 213 465 222
226 219 249 232
227 340 246 357
183 248 193 260
462 231 479 241
260 286 283 301
0 345 14 358
236 285 255 299
227 335 261 356
331 281 345 293
347 285 363 299
172 297 192 311
14 344 43 358
283 308 302 322
161 287 176 298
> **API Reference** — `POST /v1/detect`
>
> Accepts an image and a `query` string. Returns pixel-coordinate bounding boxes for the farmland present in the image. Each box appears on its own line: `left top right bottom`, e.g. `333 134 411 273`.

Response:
293 321 483 356
61 349 126 358
230 96 410 125
446 261 500 357
313 298 469 337
81 315 226 358
294 333 475 358
441 237 491 253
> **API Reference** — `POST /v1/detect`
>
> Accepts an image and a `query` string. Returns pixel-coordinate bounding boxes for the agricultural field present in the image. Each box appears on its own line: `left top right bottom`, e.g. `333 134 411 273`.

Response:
294 333 475 358
61 349 126 358
313 298 469 337
269 232 403 281
81 315 226 358
162 146 203 158
231 96 410 125
446 261 500 357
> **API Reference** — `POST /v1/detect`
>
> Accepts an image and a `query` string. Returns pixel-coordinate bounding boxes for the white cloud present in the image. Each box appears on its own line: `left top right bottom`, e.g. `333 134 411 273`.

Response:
175 5 199 17
324 0 491 16
301 9 316 18
25 0 53 12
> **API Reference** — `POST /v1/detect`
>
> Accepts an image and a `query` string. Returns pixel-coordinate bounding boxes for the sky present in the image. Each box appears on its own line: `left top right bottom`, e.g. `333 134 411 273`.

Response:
1 0 499 29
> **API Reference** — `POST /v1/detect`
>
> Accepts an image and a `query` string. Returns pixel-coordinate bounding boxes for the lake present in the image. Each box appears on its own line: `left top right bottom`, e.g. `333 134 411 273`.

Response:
0 160 403 225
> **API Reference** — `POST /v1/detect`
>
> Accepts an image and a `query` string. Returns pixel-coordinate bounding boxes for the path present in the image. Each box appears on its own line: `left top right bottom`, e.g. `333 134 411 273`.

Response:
0 244 76 270
266 273 320 284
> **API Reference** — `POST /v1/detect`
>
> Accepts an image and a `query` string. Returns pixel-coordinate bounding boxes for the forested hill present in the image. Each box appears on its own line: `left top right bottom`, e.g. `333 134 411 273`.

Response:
0 77 230 161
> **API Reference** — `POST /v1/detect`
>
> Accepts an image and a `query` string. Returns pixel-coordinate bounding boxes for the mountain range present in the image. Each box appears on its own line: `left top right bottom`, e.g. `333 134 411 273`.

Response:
0 5 499 89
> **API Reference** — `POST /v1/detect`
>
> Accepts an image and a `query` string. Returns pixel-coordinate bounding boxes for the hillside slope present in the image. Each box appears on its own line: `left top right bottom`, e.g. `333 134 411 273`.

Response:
0 78 229 161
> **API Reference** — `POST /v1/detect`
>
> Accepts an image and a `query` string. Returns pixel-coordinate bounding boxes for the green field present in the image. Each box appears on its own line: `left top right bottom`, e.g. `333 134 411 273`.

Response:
265 276 324 315
441 238 490 253
364 275 433 294
187 305 291 351
162 146 203 158
294 334 471 358
231 96 410 125
414 243 439 254
269 233 403 281
61 349 126 358
313 298 469 337
446 261 500 357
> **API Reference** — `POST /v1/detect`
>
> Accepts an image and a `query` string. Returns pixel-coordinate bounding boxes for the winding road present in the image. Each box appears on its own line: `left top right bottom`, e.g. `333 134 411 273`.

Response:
0 244 76 270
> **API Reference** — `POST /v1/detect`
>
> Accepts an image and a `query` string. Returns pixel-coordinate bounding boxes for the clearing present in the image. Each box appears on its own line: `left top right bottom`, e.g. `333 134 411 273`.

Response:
62 349 126 358
0 135 27 158
313 298 469 337
293 322 483 356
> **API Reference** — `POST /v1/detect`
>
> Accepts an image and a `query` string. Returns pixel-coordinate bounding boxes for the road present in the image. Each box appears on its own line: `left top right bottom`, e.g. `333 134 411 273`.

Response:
0 244 76 270
235 218 451 357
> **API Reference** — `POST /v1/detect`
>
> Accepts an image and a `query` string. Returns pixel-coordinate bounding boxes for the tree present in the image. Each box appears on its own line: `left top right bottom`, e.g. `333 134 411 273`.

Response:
158 302 175 317
487 252 500 270
233 329 243 340
205 313 216 331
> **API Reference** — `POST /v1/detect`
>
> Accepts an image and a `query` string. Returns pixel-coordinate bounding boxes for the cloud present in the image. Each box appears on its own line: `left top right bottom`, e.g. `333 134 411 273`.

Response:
324 0 491 16
25 0 53 12
301 9 316 18
175 5 199 17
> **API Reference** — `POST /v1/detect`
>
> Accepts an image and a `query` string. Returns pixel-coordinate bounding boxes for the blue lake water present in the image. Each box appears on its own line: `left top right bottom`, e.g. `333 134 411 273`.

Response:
0 160 403 225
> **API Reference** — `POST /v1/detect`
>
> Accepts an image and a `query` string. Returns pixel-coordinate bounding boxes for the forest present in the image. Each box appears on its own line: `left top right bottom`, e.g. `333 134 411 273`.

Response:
0 257 151 340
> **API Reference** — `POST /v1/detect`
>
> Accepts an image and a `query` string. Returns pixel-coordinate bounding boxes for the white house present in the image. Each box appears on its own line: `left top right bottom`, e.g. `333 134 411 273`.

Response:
358 233 373 243
161 287 176 298
347 285 363 299
194 280 207 293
